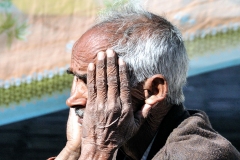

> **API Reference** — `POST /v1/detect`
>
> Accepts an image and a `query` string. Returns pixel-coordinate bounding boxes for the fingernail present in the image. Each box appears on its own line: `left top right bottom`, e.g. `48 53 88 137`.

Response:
118 58 125 65
98 51 105 60
106 49 114 57
88 63 95 70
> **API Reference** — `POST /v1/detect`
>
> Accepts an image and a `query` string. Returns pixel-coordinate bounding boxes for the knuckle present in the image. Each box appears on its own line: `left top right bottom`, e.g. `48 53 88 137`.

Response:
97 93 107 102
97 71 105 79
107 101 117 108
107 67 117 76
97 60 105 69
96 78 106 88
87 97 96 104
119 65 127 73
96 77 106 85
87 69 95 76
88 84 95 94
106 107 120 116
97 102 105 110
120 94 131 102
107 87 118 96
108 76 118 85
120 92 131 105
120 81 129 89
121 107 130 114
87 83 95 89
106 100 119 110
87 83 95 94
107 57 116 66
86 103 95 112
119 74 129 83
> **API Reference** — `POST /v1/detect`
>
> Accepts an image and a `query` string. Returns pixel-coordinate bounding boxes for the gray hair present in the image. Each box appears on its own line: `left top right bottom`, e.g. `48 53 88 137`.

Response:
95 3 189 105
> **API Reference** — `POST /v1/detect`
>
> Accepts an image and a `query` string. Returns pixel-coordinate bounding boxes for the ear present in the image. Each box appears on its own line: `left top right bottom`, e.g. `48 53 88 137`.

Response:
143 74 168 106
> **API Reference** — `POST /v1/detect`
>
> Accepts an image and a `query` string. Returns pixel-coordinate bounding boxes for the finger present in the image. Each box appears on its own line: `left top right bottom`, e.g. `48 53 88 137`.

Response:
119 58 131 112
87 63 96 110
96 51 107 109
106 49 119 109
141 103 152 118
84 63 97 138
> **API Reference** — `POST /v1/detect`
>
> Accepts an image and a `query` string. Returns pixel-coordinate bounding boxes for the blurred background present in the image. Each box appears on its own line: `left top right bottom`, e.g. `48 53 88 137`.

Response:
0 0 240 159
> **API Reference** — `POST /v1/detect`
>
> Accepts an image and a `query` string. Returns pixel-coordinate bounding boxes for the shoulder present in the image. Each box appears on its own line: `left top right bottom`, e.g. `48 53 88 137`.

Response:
153 110 240 160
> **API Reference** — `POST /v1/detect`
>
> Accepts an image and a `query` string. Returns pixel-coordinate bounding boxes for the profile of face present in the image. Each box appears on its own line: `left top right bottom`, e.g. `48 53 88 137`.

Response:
66 27 146 125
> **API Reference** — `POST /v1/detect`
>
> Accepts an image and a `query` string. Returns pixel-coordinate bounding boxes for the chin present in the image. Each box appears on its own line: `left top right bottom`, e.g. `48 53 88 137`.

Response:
78 116 83 126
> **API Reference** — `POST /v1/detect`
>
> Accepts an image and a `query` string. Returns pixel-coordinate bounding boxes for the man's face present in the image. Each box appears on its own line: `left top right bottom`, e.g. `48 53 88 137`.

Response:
66 27 145 125
66 27 109 124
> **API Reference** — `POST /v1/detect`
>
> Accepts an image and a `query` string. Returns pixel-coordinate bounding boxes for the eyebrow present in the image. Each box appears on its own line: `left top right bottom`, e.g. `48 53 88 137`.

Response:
66 68 87 79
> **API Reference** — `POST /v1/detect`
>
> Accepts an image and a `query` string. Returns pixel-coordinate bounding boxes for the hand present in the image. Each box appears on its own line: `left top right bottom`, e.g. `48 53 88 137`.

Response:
79 50 143 160
54 108 82 160
65 108 82 152
55 82 82 159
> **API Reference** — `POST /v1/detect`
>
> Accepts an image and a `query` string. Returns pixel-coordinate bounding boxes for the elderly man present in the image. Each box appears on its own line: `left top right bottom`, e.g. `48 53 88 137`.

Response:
50 4 240 160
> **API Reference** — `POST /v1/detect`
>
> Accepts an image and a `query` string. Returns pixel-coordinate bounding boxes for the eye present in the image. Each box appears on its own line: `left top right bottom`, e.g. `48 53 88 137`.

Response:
76 76 87 84
81 77 87 83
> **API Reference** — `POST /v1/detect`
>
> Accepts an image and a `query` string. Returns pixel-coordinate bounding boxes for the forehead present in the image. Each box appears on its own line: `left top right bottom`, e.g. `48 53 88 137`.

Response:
71 27 110 75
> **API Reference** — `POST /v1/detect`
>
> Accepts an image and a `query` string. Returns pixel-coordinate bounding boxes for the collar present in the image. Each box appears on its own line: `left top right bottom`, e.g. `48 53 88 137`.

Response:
147 104 190 160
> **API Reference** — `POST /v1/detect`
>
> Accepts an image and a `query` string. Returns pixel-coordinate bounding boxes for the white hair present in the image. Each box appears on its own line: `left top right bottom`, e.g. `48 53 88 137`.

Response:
96 3 189 105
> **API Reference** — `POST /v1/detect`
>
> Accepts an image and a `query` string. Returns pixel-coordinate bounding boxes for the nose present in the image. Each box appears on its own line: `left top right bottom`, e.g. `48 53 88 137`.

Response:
66 77 88 108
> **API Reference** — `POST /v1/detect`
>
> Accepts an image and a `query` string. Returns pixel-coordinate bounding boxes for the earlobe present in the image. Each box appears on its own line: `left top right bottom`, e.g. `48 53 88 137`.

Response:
143 74 168 105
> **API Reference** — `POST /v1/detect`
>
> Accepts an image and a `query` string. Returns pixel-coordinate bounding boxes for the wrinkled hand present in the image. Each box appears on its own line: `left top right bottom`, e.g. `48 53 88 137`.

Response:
80 50 143 159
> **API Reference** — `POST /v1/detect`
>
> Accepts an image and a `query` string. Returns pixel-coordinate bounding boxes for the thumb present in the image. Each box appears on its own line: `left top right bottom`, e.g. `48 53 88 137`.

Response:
133 103 153 130
141 103 152 118
141 95 161 118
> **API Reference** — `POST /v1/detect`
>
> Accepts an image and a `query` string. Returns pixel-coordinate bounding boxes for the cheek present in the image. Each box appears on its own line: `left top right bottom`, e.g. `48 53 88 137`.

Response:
131 89 145 112
70 77 77 95
131 88 145 101
70 78 88 98
76 82 88 98
131 96 145 112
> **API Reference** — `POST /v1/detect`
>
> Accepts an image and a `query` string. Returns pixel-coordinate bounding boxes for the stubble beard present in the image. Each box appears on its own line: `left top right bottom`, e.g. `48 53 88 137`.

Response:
75 108 85 118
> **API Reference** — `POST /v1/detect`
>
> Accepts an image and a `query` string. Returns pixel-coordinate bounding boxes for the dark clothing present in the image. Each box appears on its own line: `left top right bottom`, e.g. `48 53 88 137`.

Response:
116 105 240 160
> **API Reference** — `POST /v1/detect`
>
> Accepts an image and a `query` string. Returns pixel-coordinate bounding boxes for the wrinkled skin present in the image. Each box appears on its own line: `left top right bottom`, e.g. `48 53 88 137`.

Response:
54 27 171 160
79 51 143 159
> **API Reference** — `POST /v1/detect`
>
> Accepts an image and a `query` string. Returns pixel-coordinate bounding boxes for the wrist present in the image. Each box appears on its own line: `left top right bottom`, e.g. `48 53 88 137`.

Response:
79 143 115 160
55 144 81 160
66 141 81 154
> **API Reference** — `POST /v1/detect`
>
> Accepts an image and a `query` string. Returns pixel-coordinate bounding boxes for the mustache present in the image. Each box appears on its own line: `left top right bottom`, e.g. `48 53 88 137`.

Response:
75 108 84 118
